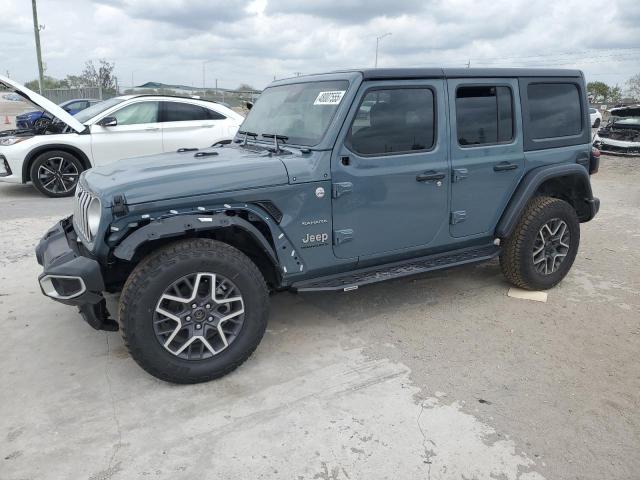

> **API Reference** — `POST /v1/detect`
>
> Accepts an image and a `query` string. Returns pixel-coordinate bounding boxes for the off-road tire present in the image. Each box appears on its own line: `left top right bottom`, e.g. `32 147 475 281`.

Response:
500 196 580 290
30 150 83 198
119 238 269 384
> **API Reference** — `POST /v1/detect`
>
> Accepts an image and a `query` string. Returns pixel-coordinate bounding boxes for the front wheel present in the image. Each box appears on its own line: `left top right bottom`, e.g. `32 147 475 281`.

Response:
500 196 580 290
119 238 269 384
30 150 83 197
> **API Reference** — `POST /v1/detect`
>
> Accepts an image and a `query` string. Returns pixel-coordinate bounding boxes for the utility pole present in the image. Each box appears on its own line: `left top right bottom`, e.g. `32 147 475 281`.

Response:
466 59 471 68
375 32 392 68
202 61 213 91
31 0 45 94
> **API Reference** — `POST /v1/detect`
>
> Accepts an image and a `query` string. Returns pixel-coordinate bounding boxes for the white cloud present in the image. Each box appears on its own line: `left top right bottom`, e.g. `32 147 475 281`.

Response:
1 0 638 90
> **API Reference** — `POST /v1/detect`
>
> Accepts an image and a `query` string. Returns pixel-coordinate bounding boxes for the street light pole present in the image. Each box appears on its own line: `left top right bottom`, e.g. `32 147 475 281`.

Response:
202 61 213 91
374 32 392 68
31 0 45 94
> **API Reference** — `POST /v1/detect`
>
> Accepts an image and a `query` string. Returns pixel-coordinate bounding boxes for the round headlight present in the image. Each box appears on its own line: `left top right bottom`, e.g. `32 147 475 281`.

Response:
87 197 102 238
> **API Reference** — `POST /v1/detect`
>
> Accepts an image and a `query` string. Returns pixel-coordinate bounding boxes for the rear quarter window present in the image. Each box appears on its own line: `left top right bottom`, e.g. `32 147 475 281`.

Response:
527 83 582 139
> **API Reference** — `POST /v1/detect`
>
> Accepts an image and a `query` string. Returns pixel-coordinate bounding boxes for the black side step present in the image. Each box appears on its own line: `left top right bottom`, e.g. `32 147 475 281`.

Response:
291 244 500 292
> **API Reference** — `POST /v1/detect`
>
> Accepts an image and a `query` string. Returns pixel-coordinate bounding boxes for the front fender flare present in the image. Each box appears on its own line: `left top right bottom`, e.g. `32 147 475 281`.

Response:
495 163 597 238
112 213 291 269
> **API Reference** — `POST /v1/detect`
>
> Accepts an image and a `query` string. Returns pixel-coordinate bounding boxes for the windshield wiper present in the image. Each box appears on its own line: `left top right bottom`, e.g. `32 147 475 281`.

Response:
261 133 289 152
237 130 258 146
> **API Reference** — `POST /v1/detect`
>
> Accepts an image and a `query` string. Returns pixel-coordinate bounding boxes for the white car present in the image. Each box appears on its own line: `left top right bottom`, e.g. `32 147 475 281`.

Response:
589 107 602 128
0 74 243 197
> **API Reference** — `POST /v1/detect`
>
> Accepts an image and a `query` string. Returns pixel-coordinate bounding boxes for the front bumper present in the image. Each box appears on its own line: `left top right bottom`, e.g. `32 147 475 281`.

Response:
593 136 640 156
36 217 118 331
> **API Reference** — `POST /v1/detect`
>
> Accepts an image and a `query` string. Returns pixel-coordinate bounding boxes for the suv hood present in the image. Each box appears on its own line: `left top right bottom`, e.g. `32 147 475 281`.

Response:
0 74 86 133
82 145 290 204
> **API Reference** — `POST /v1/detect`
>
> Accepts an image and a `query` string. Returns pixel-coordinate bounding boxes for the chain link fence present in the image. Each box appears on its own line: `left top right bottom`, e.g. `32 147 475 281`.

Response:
42 87 116 103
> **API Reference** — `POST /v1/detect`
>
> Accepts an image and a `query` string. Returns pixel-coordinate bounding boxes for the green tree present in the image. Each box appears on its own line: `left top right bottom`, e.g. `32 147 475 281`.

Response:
626 73 640 100
609 85 622 103
64 74 86 88
587 81 610 102
236 83 256 91
24 76 68 91
81 59 117 92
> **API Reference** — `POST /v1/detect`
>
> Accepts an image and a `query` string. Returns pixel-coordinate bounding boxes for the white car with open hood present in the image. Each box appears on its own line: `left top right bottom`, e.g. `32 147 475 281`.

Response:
0 74 244 197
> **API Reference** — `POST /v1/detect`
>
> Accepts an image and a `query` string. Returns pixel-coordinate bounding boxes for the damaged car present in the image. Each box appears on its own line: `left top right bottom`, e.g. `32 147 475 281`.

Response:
0 74 244 197
593 105 640 155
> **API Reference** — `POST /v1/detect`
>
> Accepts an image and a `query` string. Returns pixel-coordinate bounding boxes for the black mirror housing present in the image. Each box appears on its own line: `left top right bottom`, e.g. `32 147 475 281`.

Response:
98 116 117 127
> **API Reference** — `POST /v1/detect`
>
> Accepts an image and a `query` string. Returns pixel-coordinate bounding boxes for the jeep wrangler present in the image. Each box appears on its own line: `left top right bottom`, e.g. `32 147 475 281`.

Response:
36 68 600 383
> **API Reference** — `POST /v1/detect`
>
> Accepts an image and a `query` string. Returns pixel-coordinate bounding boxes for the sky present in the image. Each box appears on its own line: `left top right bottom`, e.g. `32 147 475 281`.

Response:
1 0 639 91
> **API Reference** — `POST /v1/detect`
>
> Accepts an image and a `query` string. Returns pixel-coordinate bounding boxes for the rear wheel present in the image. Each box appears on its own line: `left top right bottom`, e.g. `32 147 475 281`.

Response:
500 196 580 290
30 150 83 197
119 238 269 384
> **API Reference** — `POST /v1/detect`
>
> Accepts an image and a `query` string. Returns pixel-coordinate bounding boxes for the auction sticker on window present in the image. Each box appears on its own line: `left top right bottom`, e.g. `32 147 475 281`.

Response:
314 91 346 105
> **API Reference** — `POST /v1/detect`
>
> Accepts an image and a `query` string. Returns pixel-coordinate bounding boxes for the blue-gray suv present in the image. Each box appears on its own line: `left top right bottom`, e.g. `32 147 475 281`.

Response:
36 68 600 383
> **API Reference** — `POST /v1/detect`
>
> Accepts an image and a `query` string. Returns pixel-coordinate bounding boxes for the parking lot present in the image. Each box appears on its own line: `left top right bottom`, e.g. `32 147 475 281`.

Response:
0 154 638 480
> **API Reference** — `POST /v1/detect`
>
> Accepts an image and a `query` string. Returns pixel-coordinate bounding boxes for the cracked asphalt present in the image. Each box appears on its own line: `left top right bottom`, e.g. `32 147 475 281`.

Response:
0 154 638 480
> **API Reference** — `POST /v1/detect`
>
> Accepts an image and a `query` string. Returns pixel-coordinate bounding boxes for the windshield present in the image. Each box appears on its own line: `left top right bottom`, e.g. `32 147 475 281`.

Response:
239 80 349 146
74 97 126 123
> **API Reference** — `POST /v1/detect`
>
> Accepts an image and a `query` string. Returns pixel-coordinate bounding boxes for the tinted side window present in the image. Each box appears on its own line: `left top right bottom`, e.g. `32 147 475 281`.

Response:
163 102 212 122
206 108 226 120
527 83 581 139
348 88 435 155
66 101 87 111
456 86 513 146
112 101 159 125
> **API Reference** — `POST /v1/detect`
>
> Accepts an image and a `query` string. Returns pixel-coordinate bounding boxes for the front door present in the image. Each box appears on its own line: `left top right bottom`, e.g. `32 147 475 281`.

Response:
331 80 450 259
447 79 524 237
90 100 163 166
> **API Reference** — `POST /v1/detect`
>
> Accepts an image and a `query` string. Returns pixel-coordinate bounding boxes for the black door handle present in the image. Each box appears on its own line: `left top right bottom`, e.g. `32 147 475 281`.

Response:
494 162 518 172
416 171 446 182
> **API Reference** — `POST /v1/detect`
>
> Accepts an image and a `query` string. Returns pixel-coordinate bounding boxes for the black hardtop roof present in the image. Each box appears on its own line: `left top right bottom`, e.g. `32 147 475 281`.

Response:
284 67 583 82
357 67 582 79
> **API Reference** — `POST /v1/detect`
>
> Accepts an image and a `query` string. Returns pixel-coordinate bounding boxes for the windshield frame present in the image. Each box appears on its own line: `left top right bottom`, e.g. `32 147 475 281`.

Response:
74 97 127 124
238 76 356 149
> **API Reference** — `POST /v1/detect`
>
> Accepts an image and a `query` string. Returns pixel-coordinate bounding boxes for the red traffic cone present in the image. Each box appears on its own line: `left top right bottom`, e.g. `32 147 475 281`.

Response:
4 115 10 125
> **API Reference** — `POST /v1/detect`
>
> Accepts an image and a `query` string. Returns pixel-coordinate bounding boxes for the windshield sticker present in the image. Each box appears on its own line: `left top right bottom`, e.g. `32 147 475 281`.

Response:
313 90 346 105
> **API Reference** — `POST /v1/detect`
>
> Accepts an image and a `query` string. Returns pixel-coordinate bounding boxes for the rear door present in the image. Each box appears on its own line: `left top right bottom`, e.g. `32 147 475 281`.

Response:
160 101 228 151
331 80 450 259
447 78 524 237
90 100 163 165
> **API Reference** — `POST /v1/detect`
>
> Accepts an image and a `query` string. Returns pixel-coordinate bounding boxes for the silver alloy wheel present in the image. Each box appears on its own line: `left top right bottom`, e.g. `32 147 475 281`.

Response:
153 272 245 360
532 218 570 275
37 156 79 194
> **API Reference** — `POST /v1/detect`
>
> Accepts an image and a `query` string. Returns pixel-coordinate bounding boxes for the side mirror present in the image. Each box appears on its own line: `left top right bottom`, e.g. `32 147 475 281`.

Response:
98 116 117 127
245 101 253 111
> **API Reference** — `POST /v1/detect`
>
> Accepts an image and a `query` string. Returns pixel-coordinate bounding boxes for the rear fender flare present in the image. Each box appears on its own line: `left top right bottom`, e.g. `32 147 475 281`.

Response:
496 163 595 238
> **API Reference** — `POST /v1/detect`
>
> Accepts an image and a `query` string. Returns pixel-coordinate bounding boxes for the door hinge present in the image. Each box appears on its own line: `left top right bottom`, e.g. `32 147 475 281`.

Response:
333 229 354 245
332 182 353 199
452 168 468 183
450 211 466 225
